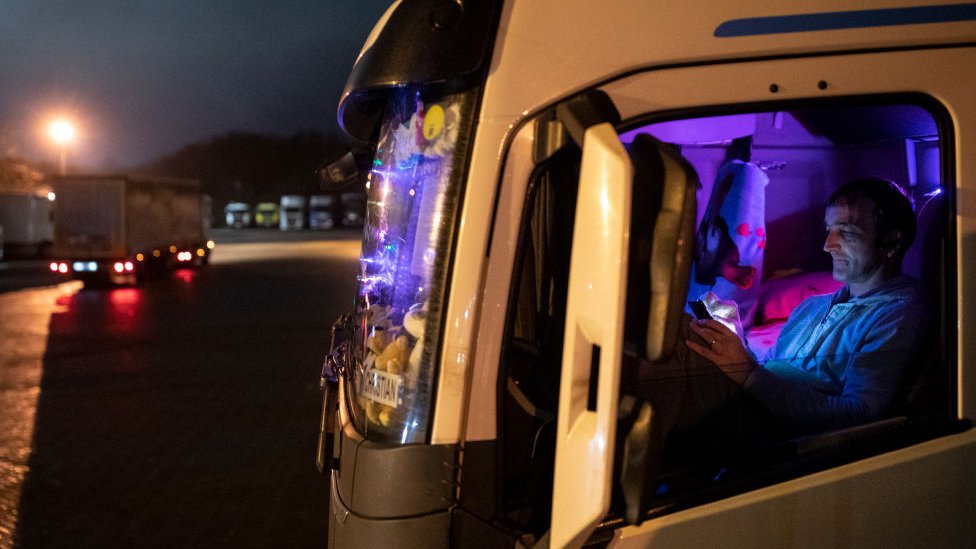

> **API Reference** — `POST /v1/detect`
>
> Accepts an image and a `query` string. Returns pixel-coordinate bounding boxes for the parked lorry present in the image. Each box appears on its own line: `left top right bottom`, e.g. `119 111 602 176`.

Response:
254 201 280 228
0 192 55 258
308 194 338 230
317 2 976 548
224 201 251 228
49 175 213 285
338 192 365 227
279 194 306 230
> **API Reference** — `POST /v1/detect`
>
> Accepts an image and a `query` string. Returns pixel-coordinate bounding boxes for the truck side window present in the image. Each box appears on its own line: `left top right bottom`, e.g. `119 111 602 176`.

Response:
617 100 954 514
500 98 955 534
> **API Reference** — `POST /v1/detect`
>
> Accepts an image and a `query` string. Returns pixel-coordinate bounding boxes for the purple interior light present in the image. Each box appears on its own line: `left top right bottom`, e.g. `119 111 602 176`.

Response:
620 114 757 145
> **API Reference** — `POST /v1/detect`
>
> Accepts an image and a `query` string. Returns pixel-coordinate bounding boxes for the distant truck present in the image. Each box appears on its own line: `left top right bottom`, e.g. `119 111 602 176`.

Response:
224 201 251 228
279 194 306 230
339 192 366 227
49 175 213 285
308 194 337 230
0 193 55 258
254 201 279 228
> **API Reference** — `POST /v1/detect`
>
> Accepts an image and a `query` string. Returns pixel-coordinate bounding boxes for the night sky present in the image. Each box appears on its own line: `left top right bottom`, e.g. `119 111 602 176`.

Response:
0 1 392 170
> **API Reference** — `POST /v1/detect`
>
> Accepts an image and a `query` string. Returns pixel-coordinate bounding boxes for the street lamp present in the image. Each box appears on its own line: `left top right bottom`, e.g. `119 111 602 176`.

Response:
47 118 76 176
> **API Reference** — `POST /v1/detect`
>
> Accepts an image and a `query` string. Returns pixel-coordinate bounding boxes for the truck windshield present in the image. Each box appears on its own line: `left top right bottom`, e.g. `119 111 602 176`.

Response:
346 87 474 444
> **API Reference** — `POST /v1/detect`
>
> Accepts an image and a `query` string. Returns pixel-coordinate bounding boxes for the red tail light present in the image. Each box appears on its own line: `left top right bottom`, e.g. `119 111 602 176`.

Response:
58 263 68 274
49 262 59 272
114 262 124 273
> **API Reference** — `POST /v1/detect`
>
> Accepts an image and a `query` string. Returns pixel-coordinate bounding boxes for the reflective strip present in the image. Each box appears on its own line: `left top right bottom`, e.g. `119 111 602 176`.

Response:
715 4 976 37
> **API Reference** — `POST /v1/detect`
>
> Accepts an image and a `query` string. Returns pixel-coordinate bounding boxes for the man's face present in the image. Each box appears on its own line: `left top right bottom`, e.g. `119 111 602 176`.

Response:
823 197 887 288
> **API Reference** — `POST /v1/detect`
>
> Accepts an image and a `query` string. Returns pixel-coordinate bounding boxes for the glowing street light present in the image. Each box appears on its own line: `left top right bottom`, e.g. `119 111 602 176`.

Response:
47 118 76 175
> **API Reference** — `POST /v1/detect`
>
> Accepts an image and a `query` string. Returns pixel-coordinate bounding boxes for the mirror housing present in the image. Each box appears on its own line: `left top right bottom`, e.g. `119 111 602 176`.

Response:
317 150 371 192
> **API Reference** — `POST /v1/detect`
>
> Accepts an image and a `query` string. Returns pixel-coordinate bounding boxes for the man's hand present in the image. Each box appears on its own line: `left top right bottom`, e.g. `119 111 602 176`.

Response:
700 291 745 339
686 318 757 385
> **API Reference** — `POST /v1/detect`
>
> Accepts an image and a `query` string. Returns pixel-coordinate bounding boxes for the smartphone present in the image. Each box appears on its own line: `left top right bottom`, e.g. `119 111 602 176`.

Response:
688 300 712 320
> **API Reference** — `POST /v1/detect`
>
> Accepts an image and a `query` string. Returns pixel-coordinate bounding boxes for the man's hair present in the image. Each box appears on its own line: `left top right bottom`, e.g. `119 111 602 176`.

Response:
828 177 916 260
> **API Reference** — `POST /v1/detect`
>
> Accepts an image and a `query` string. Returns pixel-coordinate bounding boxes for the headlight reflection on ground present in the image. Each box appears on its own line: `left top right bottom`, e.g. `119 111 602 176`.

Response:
0 281 81 540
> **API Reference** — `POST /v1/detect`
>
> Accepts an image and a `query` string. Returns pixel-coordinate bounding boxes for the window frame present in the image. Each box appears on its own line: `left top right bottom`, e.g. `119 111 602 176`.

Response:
494 93 964 538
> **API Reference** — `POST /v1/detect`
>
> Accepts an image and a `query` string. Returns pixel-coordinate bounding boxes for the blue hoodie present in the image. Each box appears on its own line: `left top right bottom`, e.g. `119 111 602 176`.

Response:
744 275 931 434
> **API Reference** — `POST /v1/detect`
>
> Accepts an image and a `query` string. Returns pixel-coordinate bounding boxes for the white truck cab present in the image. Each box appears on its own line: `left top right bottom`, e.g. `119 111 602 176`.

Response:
319 2 976 547
280 194 306 230
224 201 251 229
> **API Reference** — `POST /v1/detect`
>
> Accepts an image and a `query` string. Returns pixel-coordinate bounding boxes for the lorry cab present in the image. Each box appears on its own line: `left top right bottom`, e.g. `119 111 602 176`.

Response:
225 201 251 229
254 201 280 228
279 194 306 231
338 192 365 227
319 2 976 547
309 194 338 230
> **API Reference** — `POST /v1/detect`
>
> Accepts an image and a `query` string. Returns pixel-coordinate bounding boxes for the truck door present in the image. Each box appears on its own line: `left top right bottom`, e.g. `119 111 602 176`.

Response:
482 47 975 548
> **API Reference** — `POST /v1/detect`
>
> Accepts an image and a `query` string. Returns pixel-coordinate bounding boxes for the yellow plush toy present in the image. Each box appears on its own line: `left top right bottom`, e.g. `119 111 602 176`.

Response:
376 335 410 375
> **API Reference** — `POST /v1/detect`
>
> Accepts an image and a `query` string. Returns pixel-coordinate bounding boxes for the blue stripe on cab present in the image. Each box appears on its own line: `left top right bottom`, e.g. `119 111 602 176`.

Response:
715 4 976 37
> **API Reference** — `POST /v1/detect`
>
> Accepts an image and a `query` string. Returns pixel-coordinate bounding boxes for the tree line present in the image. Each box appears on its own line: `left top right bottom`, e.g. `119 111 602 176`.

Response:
140 130 353 212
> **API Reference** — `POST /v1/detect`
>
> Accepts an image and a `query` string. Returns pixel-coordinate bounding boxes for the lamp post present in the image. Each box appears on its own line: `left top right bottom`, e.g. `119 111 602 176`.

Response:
48 119 76 176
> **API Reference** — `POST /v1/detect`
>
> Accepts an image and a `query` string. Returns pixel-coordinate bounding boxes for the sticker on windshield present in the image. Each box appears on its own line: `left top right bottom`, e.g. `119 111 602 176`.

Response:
423 104 445 141
361 368 402 408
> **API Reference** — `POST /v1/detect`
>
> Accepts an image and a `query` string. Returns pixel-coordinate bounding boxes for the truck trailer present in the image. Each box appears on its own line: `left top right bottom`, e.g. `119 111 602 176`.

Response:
317 1 976 548
0 192 55 258
49 175 213 285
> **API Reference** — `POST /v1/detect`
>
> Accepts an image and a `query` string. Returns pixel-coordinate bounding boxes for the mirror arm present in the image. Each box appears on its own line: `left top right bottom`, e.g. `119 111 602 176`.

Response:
555 90 621 147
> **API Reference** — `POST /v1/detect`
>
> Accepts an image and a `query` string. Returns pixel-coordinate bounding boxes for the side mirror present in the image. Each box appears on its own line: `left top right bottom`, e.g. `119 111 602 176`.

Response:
550 120 631 549
613 135 698 526
617 395 655 525
316 314 355 473
317 150 368 191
